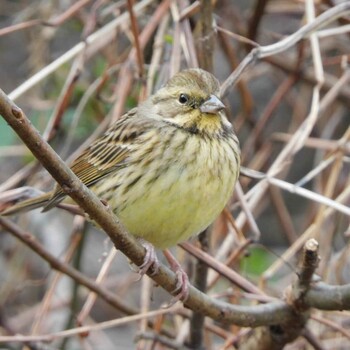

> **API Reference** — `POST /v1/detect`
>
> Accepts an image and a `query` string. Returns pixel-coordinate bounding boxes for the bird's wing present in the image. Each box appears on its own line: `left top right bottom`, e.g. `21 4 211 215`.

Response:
43 109 147 210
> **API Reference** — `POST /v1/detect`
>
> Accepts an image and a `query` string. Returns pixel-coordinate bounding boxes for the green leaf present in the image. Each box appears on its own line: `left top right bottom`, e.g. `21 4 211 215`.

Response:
240 246 274 277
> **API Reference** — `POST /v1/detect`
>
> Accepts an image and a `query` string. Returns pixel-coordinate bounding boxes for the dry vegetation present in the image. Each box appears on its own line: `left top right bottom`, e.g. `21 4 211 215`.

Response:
0 0 349 349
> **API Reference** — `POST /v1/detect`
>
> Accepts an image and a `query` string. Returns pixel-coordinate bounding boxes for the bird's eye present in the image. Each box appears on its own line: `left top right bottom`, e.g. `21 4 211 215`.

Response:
178 93 189 104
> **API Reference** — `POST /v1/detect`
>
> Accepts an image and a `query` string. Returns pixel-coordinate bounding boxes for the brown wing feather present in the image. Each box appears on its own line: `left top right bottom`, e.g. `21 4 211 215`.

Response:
43 109 144 210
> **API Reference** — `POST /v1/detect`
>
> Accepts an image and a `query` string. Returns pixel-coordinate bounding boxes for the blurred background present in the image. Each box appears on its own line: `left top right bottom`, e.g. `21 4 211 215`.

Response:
0 1 349 349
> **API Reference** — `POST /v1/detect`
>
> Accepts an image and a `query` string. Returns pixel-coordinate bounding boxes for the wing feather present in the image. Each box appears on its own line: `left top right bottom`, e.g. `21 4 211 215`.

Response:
43 109 146 210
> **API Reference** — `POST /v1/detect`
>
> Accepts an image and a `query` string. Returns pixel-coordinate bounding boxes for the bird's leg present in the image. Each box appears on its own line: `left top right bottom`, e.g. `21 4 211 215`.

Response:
137 240 160 276
163 249 190 303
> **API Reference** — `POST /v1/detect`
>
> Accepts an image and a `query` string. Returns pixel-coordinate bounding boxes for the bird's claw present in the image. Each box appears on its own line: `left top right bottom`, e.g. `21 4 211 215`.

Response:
137 241 160 278
162 249 190 306
166 267 190 306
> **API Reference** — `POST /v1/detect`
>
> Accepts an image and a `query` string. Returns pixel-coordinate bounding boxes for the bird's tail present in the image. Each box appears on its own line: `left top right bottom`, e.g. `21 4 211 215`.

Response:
1 192 52 216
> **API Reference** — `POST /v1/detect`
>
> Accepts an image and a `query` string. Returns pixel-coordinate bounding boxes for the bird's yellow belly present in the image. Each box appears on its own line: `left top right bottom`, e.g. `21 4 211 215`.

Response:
118 173 229 248
107 137 238 249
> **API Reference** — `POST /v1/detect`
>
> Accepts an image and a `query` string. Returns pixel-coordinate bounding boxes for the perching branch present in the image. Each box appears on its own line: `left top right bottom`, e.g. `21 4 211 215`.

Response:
0 87 297 327
238 239 320 350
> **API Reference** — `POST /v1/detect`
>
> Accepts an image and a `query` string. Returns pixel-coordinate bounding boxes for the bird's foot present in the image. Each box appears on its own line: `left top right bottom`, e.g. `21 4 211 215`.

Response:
163 249 190 305
137 240 160 277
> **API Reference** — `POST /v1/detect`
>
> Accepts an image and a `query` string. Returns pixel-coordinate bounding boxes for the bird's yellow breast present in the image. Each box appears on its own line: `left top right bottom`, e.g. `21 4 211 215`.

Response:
98 129 239 249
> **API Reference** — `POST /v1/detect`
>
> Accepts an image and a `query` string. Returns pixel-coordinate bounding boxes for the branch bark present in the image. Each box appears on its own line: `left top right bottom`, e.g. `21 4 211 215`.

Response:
238 239 320 350
0 88 295 327
0 88 349 330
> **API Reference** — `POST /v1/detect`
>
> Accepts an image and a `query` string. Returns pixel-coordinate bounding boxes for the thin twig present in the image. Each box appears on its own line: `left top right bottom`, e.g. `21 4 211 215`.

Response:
220 2 350 97
0 216 137 316
8 0 155 101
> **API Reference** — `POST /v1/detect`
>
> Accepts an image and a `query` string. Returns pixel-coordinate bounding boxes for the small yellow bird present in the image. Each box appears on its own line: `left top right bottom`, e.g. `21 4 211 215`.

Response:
2 68 240 298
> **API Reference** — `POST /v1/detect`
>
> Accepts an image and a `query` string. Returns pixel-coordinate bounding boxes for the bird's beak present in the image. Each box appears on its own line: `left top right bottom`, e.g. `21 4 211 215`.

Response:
199 95 225 114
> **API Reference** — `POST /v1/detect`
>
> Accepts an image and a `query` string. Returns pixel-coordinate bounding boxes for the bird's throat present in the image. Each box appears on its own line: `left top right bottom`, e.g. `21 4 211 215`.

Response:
173 110 224 136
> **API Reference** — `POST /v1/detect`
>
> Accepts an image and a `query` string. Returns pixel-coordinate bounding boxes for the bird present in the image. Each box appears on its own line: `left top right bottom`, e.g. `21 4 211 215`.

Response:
2 68 241 300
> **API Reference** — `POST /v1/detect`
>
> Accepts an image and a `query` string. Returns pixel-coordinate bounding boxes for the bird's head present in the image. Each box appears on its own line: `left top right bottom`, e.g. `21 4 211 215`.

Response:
147 69 229 135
